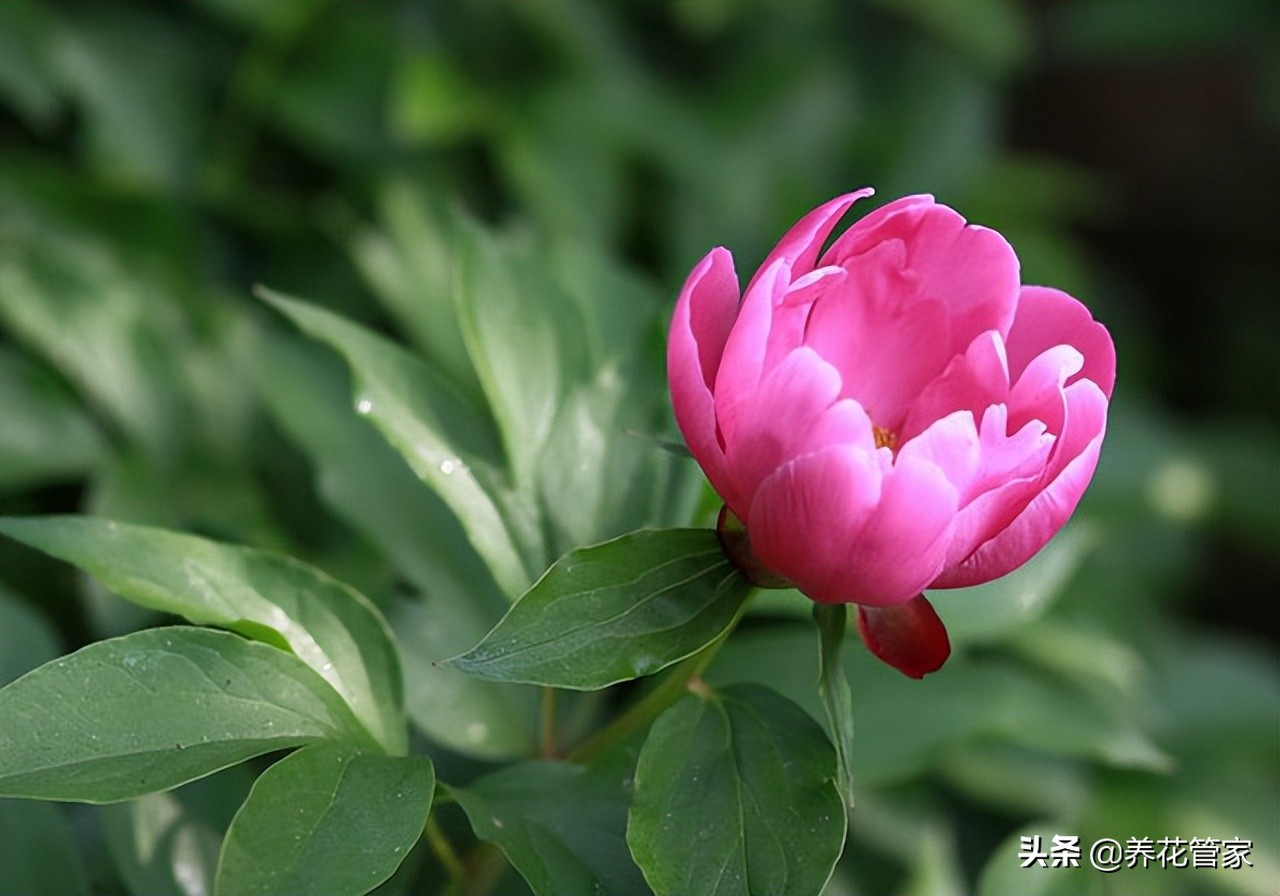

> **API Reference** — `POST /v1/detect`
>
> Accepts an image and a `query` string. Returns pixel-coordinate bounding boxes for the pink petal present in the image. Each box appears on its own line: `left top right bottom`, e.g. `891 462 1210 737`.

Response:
791 398 876 459
681 248 741 388
896 409 982 497
763 266 847 373
856 594 952 678
934 405 1056 567
667 247 740 506
932 379 1108 587
823 196 1021 356
713 260 790 447
747 445 883 605
837 452 959 606
723 347 844 514
803 239 952 430
1007 286 1116 398
746 190 875 293
1006 343 1081 439
900 330 1010 444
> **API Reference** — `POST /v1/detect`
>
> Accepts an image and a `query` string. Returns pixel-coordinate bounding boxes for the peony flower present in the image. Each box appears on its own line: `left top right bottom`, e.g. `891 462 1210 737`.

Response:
668 191 1115 677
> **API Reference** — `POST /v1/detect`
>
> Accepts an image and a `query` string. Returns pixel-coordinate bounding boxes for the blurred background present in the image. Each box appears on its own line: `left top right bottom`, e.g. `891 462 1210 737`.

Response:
0 1 1276 894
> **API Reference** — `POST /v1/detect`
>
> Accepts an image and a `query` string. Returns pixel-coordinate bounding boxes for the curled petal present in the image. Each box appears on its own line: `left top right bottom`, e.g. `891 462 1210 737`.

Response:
1007 286 1116 398
933 379 1108 587
667 247 740 506
856 594 952 679
747 189 874 292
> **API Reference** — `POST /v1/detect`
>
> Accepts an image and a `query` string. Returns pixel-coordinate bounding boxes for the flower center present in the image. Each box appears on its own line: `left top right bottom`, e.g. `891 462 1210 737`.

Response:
873 425 898 451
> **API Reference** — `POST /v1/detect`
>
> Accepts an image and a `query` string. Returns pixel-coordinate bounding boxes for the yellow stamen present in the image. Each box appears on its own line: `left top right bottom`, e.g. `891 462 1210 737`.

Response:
873 425 898 451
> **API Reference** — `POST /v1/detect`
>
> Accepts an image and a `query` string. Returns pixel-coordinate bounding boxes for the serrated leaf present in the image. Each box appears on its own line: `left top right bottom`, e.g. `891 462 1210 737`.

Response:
261 287 543 597
0 627 371 803
0 515 405 754
450 752 649 896
444 529 751 690
627 683 845 896
215 743 433 896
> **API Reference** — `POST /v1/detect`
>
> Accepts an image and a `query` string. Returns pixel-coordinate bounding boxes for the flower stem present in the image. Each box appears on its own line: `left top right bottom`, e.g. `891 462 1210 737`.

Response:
570 591 752 763
426 813 467 892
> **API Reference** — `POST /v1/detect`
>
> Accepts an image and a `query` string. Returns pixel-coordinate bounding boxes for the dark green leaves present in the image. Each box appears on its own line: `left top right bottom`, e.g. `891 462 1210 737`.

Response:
445 529 752 689
0 627 371 803
261 286 543 598
215 743 434 896
0 515 406 754
451 755 649 896
627 684 846 896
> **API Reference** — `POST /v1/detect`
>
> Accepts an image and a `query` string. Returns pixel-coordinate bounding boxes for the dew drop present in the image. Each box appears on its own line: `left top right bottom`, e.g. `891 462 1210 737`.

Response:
356 398 374 415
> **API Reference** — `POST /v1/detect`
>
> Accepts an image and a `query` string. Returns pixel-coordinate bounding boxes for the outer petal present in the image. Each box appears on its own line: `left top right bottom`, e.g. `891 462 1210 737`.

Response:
746 189 874 292
857 595 951 678
747 445 882 605
836 453 960 606
667 247 740 505
823 196 1021 356
1007 286 1116 398
932 379 1108 587
713 260 790 447
722 347 844 515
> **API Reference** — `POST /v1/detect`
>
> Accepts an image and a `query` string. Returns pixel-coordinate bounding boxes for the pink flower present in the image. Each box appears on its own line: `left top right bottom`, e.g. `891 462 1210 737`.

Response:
668 191 1115 677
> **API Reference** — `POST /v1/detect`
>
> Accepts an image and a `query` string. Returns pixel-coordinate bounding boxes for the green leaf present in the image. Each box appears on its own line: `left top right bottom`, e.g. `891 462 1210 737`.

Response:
0 627 371 803
444 529 751 690
215 743 433 896
0 799 88 896
813 604 856 809
451 754 650 896
627 683 845 896
345 181 484 405
0 515 405 754
254 332 502 603
261 286 543 597
453 217 580 487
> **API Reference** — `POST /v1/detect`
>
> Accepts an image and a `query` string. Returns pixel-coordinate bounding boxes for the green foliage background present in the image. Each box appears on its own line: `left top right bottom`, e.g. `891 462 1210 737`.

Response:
0 1 1275 894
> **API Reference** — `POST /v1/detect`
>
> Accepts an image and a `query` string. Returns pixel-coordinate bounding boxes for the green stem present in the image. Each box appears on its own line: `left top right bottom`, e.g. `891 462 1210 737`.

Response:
426 814 467 893
570 591 752 763
814 603 857 809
